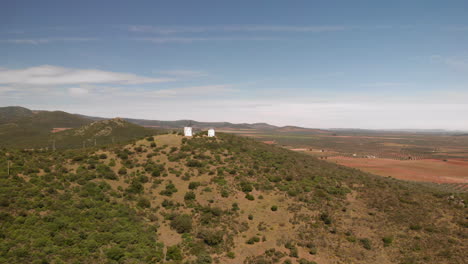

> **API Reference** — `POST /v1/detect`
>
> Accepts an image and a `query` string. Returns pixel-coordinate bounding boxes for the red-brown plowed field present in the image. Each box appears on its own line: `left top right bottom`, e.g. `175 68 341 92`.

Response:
328 157 468 183
51 127 72 133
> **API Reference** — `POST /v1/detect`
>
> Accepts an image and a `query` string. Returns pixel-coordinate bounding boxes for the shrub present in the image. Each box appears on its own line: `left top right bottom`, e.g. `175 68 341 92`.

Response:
320 212 331 225
245 194 255 200
170 214 193 234
271 205 278 211
137 197 151 208
188 181 201 190
166 245 182 261
246 236 260 244
410 224 422 231
196 254 213 264
187 160 203 168
160 183 178 196
359 238 372 250
227 252 235 259
99 153 107 159
184 191 196 201
240 181 253 193
118 167 127 175
162 199 175 208
198 229 224 246
105 247 124 261
382 236 393 247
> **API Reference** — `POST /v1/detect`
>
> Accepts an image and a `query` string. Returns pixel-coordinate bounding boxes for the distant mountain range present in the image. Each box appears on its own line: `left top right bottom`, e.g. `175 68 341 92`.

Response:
79 114 304 131
1 106 466 149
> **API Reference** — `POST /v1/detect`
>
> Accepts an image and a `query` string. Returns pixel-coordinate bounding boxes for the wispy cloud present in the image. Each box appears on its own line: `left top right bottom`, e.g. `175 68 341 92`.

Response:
0 65 174 86
149 85 237 98
0 86 16 94
361 82 409 88
128 25 347 34
0 37 98 45
68 87 89 96
137 36 277 44
431 54 468 72
159 70 208 78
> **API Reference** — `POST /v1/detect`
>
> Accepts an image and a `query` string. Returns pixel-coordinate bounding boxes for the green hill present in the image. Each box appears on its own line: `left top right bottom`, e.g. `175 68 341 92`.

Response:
0 106 92 148
0 133 466 263
52 118 158 149
0 107 159 150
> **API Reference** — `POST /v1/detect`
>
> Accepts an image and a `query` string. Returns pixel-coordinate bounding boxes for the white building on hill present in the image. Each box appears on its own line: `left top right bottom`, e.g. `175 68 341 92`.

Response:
184 126 193 137
208 128 215 137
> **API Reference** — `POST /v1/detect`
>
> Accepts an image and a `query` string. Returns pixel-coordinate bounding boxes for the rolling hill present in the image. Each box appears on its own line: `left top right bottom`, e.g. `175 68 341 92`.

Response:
0 106 92 148
51 118 158 149
0 107 160 150
0 132 466 263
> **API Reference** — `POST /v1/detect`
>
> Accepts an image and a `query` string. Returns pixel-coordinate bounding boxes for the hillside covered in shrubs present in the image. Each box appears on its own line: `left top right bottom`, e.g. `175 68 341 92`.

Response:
0 132 466 263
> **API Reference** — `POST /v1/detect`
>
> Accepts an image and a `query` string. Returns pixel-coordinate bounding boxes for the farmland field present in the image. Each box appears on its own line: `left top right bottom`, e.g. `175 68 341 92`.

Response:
218 128 468 187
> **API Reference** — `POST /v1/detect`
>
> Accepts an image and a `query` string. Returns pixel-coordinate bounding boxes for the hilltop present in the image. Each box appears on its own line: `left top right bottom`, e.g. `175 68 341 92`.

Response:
0 132 466 263
0 106 91 148
52 118 157 149
0 107 159 149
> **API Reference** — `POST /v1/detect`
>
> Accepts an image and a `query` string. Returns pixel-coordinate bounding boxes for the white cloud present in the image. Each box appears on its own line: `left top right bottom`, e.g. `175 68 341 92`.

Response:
149 85 237 98
138 36 276 44
128 25 347 34
361 82 409 88
0 65 174 86
68 87 89 96
159 70 208 78
0 37 98 45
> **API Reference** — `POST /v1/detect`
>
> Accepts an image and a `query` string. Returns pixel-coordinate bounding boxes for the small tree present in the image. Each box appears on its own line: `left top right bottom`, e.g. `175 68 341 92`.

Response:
170 214 192 234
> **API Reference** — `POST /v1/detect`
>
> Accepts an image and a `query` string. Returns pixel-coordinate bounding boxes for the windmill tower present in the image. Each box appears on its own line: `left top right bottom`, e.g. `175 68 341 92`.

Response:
184 121 193 137
207 128 215 137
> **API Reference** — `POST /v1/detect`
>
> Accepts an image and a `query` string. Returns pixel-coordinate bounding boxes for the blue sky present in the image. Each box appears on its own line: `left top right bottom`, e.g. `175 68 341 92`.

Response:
1 0 468 129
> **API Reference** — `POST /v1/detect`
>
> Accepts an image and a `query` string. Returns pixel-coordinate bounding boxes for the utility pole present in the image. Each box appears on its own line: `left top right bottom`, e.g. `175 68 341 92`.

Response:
7 160 10 176
94 138 97 147
52 139 56 152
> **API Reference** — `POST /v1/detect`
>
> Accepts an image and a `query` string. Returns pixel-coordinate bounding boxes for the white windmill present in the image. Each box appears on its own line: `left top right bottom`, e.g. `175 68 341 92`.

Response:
184 121 193 137
207 128 215 137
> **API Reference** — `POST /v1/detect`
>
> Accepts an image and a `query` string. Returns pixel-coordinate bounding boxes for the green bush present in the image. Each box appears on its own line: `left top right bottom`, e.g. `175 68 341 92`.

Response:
198 229 224 246
359 238 372 250
137 197 151 208
246 236 260 244
166 245 182 261
382 236 393 247
170 214 192 234
160 183 178 196
271 205 278 211
187 160 203 168
184 191 196 201
105 247 125 261
118 167 127 175
196 254 213 264
240 181 253 193
189 181 201 189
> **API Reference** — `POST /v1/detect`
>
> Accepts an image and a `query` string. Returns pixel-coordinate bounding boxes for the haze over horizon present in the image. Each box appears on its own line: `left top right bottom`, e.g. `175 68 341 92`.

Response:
1 1 468 130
